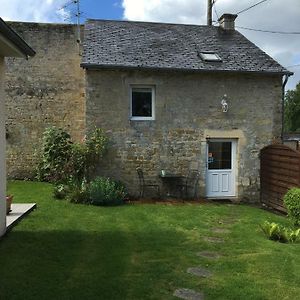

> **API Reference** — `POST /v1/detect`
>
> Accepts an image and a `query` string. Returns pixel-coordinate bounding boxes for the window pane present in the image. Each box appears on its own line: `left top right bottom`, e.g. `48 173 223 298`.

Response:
199 52 222 62
208 142 232 170
132 88 152 117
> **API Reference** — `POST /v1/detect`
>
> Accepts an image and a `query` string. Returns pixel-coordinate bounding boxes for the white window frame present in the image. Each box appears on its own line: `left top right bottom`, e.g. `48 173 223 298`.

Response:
130 85 155 121
199 51 222 62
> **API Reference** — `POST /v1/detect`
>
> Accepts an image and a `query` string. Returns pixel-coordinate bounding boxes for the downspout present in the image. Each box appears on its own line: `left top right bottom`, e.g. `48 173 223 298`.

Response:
281 74 290 141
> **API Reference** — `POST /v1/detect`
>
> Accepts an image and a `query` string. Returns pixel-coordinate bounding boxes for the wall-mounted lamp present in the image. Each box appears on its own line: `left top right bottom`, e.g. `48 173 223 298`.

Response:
221 94 228 113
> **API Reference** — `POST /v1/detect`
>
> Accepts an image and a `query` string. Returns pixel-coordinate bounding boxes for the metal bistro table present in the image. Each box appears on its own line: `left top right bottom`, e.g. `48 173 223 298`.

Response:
159 172 184 198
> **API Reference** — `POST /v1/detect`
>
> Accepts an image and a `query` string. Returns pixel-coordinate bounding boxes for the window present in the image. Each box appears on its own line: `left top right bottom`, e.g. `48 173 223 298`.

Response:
199 52 222 62
208 142 232 170
130 86 155 120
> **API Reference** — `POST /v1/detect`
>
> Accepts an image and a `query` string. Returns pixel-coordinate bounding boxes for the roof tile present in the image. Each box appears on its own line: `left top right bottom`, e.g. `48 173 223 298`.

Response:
81 19 290 75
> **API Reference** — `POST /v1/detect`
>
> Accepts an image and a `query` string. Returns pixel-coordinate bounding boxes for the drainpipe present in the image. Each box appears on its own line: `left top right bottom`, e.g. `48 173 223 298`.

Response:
281 74 290 141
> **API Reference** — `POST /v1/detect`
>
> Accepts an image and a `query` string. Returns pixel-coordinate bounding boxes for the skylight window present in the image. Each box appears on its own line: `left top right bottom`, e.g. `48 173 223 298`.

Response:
199 52 222 62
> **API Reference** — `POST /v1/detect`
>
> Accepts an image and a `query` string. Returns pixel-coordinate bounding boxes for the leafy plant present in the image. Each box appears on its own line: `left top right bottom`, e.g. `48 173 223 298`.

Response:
53 184 69 199
37 127 108 185
37 127 72 182
67 143 88 183
260 221 300 243
88 177 127 206
67 179 90 204
283 188 300 226
66 177 127 206
81 128 108 180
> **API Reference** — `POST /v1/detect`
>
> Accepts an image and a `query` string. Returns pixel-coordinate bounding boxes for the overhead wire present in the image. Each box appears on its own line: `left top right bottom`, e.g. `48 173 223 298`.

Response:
236 0 269 15
213 2 220 21
211 0 220 24
212 0 299 73
59 0 76 11
286 64 300 68
237 26 300 34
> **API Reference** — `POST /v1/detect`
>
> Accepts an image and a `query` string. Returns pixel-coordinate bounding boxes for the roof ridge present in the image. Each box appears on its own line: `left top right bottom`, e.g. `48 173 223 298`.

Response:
86 18 212 29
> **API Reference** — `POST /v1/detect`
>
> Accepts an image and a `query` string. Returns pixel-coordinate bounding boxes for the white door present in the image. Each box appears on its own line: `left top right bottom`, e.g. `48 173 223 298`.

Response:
206 139 237 198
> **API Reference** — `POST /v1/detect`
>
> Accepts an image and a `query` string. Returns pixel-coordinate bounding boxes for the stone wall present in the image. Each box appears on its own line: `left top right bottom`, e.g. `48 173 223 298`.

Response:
5 22 85 178
85 69 283 201
3 21 283 201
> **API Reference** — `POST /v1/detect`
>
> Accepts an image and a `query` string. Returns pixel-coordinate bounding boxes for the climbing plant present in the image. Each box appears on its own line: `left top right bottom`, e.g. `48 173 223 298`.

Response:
37 127 108 184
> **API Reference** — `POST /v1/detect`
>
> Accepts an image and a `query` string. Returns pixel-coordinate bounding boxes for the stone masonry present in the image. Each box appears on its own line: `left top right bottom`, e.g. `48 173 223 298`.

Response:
3 21 284 201
5 22 85 178
85 69 282 201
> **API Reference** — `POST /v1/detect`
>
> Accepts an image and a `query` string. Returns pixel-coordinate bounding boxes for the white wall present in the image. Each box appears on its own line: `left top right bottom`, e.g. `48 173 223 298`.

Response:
0 56 6 237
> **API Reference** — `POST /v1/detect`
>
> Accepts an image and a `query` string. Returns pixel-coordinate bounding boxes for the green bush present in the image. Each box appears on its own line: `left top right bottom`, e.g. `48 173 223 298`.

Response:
68 128 108 182
89 177 127 206
65 177 127 206
283 188 300 226
37 127 72 182
66 179 90 204
37 127 108 186
53 184 69 199
260 221 300 243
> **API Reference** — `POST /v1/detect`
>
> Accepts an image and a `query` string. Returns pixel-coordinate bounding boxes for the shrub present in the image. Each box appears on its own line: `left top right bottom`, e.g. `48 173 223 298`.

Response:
53 184 69 199
260 221 300 243
89 177 127 206
67 143 87 183
65 177 127 206
37 127 72 182
37 127 108 185
67 179 90 204
85 128 108 167
283 188 300 226
71 128 108 181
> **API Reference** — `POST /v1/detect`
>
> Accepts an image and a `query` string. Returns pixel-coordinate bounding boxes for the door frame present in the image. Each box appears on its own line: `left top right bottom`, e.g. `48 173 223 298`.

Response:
205 138 237 198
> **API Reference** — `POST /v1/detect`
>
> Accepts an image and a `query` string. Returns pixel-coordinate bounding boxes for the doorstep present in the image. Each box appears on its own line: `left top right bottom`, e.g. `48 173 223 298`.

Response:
6 203 36 231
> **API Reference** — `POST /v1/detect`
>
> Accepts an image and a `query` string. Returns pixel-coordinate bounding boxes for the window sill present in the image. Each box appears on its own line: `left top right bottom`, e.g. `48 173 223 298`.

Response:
130 117 155 121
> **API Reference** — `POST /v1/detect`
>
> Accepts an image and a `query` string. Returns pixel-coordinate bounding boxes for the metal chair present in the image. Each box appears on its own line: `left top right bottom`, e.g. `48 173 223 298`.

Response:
136 167 160 198
177 170 200 200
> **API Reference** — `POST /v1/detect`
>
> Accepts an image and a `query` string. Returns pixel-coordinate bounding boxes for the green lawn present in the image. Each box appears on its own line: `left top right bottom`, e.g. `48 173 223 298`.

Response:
0 181 299 300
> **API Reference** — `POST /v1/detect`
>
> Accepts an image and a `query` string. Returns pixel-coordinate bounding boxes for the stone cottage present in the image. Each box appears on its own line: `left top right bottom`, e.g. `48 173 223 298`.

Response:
5 14 292 202
0 17 35 237
80 14 292 201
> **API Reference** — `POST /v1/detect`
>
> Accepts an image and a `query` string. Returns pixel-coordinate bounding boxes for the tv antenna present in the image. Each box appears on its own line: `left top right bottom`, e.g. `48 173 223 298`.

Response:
75 0 81 44
60 0 82 44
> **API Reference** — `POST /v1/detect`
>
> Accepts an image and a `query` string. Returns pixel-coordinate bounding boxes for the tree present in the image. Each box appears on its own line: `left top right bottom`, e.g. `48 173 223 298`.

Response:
284 82 300 132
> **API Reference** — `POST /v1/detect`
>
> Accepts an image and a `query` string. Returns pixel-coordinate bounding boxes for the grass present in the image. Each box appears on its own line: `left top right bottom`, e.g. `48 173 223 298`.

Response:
0 181 299 299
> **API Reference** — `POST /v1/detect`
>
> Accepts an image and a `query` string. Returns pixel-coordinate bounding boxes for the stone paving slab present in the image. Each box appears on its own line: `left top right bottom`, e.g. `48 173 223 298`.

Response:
211 228 231 234
187 267 212 278
6 203 36 231
203 236 225 243
196 251 222 259
218 219 236 225
174 288 204 300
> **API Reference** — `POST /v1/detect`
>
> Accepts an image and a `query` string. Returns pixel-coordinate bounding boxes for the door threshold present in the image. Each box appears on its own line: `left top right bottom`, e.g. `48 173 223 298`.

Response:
206 197 239 203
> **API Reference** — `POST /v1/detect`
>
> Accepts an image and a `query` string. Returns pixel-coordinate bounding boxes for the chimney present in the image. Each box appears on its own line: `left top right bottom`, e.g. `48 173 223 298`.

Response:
218 14 238 30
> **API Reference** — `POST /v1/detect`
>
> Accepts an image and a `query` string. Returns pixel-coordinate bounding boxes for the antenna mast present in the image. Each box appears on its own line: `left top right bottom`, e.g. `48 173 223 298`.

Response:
75 0 81 43
60 0 82 44
207 0 213 26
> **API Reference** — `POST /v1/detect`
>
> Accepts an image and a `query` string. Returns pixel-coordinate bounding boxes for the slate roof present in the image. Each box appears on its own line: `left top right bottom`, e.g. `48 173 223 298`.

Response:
81 19 292 75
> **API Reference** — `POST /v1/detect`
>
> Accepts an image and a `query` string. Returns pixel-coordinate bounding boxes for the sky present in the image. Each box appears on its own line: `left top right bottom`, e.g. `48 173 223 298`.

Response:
0 0 299 90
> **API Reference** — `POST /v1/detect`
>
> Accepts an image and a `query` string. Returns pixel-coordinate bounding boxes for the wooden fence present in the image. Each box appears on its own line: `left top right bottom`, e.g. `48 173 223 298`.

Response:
260 144 300 212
